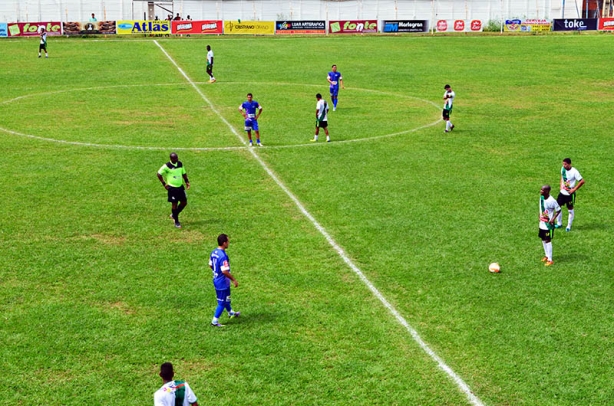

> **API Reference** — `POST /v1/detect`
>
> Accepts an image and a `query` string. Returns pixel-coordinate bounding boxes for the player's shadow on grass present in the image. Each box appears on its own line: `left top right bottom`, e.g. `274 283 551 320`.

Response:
555 253 590 263
228 312 277 326
576 223 609 231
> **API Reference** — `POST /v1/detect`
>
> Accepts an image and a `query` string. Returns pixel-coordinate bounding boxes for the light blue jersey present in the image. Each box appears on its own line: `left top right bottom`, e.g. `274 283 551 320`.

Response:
209 248 230 290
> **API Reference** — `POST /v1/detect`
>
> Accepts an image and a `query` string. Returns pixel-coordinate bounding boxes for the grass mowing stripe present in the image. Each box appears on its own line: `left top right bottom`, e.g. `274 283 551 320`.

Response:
154 39 485 406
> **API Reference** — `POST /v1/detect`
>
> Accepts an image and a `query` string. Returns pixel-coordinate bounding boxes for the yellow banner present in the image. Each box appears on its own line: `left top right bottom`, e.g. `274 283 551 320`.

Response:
116 20 171 35
224 21 275 35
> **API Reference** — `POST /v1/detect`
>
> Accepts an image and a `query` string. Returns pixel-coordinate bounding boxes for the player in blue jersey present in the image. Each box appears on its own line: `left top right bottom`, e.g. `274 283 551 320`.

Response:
239 93 263 146
327 64 345 111
209 234 240 327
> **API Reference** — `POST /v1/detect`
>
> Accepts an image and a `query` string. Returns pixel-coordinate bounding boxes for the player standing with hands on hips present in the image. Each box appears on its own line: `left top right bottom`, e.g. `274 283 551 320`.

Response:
206 45 215 83
538 185 561 267
157 152 190 229
443 84 455 133
327 64 344 111
555 158 585 232
210 234 240 327
239 93 263 146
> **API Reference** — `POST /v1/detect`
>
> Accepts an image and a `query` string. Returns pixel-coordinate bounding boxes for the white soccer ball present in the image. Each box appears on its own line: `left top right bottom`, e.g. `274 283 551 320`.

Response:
488 262 501 273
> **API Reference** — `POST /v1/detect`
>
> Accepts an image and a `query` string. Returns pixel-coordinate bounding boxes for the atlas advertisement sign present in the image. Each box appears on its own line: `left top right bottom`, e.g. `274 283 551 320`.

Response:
116 20 170 35
435 19 483 32
504 19 551 32
329 20 378 34
276 21 326 34
553 19 597 31
598 18 614 30
63 21 116 35
172 20 223 34
7 22 62 37
223 21 275 35
0 23 7 37
382 20 428 33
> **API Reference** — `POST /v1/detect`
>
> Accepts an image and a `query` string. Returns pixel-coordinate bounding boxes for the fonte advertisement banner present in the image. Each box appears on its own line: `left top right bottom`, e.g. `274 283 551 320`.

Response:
7 22 62 37
382 20 428 33
63 21 116 35
0 23 7 37
598 18 614 30
504 19 551 32
552 19 598 31
172 20 223 34
116 20 170 35
329 20 378 34
435 19 483 32
275 21 326 34
223 21 275 35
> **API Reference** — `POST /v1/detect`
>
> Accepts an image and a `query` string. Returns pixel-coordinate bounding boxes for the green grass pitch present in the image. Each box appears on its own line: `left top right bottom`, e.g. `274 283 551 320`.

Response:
1 33 613 405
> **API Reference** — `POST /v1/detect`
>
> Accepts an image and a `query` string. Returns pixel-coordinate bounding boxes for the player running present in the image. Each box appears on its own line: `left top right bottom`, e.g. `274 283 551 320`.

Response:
209 234 240 327
539 185 561 267
239 93 263 146
206 45 215 83
38 27 48 58
311 93 330 142
443 84 455 133
327 64 345 111
555 158 585 232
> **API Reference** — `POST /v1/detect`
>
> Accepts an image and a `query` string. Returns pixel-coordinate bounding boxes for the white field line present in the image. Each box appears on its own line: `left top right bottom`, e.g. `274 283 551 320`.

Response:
153 40 485 406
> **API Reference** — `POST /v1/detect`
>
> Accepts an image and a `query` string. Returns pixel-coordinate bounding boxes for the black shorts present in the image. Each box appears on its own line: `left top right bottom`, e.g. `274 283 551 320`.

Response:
538 228 554 241
207 64 213 74
167 186 187 203
316 120 328 128
442 108 451 120
39 44 47 51
556 192 575 207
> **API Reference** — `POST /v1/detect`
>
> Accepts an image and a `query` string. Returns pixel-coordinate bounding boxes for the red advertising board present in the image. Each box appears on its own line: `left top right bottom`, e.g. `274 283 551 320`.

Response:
436 19 482 32
598 18 614 30
329 20 378 34
7 22 62 37
172 20 223 34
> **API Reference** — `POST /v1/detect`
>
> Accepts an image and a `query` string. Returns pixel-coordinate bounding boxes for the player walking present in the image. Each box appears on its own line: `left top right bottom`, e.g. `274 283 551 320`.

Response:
327 64 344 111
38 27 48 58
239 93 263 146
206 45 215 83
157 152 190 228
555 158 585 232
539 185 561 267
311 93 330 142
443 84 455 133
209 234 240 327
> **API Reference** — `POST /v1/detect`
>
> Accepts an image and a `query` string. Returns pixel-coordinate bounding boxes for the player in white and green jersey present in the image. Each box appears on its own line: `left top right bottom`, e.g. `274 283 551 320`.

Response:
311 93 330 142
443 84 455 133
206 45 215 83
555 157 585 232
38 27 48 58
539 185 561 266
154 362 199 406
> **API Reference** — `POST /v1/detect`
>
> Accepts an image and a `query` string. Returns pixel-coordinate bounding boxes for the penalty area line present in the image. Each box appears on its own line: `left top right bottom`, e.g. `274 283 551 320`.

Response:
153 40 484 406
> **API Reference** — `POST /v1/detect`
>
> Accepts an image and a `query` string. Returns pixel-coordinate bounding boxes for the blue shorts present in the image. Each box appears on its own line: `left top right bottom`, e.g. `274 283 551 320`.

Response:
244 118 259 132
330 86 339 97
215 288 231 304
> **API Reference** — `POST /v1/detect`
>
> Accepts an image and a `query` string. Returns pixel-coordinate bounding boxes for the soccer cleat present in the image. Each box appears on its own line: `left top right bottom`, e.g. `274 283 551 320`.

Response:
444 130 449 133
566 227 571 232
211 322 225 327
210 78 216 83
333 107 336 111
554 224 562 229
310 139 318 142
249 142 253 147
541 256 548 262
257 142 262 147
326 139 330 142
174 222 181 228
38 55 41 58
229 311 241 319
450 124 455 131
545 260 554 267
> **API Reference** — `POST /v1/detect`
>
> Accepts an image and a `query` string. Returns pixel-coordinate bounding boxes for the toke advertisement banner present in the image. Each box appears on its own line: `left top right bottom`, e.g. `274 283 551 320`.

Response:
598 18 614 30
7 22 62 36
552 19 598 31
223 21 275 35
116 20 170 35
329 20 378 34
276 21 326 34
63 21 116 35
382 20 428 33
435 19 483 32
172 20 223 34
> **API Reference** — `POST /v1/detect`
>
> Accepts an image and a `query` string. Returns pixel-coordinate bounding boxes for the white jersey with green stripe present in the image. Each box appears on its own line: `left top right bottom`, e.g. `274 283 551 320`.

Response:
560 167 582 196
154 380 197 406
443 90 455 110
539 195 560 230
316 99 328 122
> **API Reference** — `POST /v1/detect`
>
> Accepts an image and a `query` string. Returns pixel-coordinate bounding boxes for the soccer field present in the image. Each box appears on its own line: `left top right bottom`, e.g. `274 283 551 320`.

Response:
1 34 614 405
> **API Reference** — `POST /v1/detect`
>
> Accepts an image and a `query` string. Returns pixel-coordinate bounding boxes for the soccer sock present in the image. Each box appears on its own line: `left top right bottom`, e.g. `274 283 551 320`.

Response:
313 135 318 141
556 212 562 226
326 135 330 142
542 241 548 257
177 204 185 214
567 210 574 229
333 97 337 108
214 303 224 318
171 208 178 221
224 302 232 313
545 242 553 261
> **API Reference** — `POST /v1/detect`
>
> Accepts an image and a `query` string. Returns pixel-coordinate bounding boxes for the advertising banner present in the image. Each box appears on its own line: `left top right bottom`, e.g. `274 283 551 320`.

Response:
63 21 116 35
223 21 275 35
275 21 326 34
553 19 598 31
116 20 170 35
435 19 483 32
0 23 7 37
172 20 223 34
329 20 378 34
504 19 551 32
382 20 428 33
7 22 62 37
598 18 614 30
